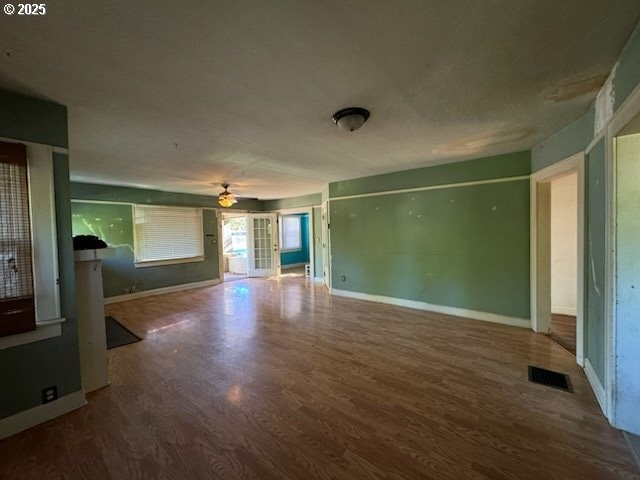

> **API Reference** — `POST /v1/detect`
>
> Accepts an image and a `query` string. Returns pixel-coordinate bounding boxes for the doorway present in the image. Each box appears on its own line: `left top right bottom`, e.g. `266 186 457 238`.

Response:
549 173 578 355
219 212 279 282
279 212 311 278
531 153 585 365
222 214 248 282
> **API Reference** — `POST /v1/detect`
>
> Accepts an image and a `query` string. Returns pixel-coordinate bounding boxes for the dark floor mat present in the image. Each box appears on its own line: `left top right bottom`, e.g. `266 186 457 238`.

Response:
106 315 142 349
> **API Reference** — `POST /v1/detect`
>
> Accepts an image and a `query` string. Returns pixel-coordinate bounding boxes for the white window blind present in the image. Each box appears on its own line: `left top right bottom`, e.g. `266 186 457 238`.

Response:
134 205 204 265
279 215 301 251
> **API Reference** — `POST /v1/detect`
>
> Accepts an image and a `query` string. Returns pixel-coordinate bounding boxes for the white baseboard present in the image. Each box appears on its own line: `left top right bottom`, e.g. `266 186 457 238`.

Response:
105 278 221 305
313 276 324 283
584 358 607 415
551 306 577 316
331 288 530 328
0 390 86 440
281 262 308 269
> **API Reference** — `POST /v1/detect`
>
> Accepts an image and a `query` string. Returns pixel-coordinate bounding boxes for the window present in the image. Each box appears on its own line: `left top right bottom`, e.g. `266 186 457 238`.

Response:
0 142 35 337
134 205 204 267
279 215 301 251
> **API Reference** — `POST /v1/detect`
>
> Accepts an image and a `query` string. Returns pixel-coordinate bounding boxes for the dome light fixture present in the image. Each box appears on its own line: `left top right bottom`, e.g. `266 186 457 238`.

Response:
218 183 238 208
332 107 370 132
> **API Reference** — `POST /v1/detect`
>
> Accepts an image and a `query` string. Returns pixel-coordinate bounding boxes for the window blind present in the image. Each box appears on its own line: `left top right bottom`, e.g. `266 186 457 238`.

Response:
280 216 301 250
134 205 204 264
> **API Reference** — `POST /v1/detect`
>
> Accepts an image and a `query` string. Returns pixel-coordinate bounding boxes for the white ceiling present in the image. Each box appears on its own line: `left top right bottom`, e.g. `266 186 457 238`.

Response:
1 1 640 199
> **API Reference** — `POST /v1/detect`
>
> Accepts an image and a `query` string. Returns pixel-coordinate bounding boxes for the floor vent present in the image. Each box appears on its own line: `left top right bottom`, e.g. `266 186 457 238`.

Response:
528 366 573 392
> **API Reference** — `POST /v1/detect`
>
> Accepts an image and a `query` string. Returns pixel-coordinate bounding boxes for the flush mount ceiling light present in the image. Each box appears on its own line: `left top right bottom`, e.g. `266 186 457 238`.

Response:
332 107 370 132
218 183 238 208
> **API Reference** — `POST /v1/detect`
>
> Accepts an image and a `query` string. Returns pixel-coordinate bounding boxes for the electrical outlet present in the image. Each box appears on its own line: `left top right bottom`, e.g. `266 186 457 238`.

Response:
341 275 346 281
42 386 57 404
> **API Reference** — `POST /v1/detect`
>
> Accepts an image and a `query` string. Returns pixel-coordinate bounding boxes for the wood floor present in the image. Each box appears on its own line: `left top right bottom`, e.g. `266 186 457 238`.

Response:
1 277 638 479
550 314 577 355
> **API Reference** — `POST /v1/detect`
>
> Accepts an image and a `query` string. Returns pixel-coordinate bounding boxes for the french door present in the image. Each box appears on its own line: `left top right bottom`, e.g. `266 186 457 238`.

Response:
247 214 279 277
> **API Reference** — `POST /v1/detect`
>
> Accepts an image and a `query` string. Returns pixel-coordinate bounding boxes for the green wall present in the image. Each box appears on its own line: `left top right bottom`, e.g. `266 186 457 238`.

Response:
71 184 223 298
262 193 321 211
0 90 81 419
312 207 323 278
0 90 68 148
329 153 531 319
584 139 607 381
71 182 262 211
330 151 530 198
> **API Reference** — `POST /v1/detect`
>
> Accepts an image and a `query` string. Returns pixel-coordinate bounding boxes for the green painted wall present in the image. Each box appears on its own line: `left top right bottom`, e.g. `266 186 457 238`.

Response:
262 193 322 211
313 207 323 278
71 198 219 298
71 182 262 211
615 134 640 433
0 90 68 148
584 139 607 381
0 146 82 417
531 107 595 172
615 23 640 110
330 151 530 198
330 177 530 319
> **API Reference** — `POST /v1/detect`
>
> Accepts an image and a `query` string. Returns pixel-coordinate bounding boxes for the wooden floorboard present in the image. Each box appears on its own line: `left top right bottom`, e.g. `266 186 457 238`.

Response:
1 277 638 479
550 314 577 356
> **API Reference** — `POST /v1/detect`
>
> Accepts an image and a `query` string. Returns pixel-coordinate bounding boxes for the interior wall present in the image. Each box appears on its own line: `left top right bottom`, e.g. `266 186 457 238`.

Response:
0 90 82 419
531 20 640 397
329 151 531 319
550 173 578 315
312 207 323 278
70 184 221 298
262 193 321 211
615 133 640 434
280 214 310 267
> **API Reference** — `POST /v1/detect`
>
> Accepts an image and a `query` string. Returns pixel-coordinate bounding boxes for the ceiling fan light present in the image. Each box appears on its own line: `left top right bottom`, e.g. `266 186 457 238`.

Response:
332 107 370 132
218 184 238 208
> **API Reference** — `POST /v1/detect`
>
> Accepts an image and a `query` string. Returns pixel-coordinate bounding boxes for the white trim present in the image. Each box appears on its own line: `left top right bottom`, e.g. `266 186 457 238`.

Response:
605 78 640 430
275 206 321 214
530 152 585 366
585 130 606 154
330 175 530 202
0 321 64 351
71 199 133 206
331 288 530 328
51 146 69 155
0 136 67 152
134 256 204 269
0 390 86 440
281 262 307 269
104 278 221 304
585 358 607 414
551 306 577 316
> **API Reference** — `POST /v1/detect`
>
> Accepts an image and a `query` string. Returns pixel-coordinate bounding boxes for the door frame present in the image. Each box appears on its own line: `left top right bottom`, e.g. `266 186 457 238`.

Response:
216 209 252 283
275 206 315 279
604 81 640 428
530 152 585 366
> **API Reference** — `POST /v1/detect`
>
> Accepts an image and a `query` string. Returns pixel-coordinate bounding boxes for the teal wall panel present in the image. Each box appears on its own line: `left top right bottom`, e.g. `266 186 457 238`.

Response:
71 201 219 298
280 214 310 266
585 139 607 383
615 23 640 110
330 179 530 318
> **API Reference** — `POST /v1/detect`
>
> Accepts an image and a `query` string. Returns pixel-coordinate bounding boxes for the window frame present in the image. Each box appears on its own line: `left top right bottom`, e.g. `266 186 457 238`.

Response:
0 142 65 350
132 204 205 268
279 215 302 252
